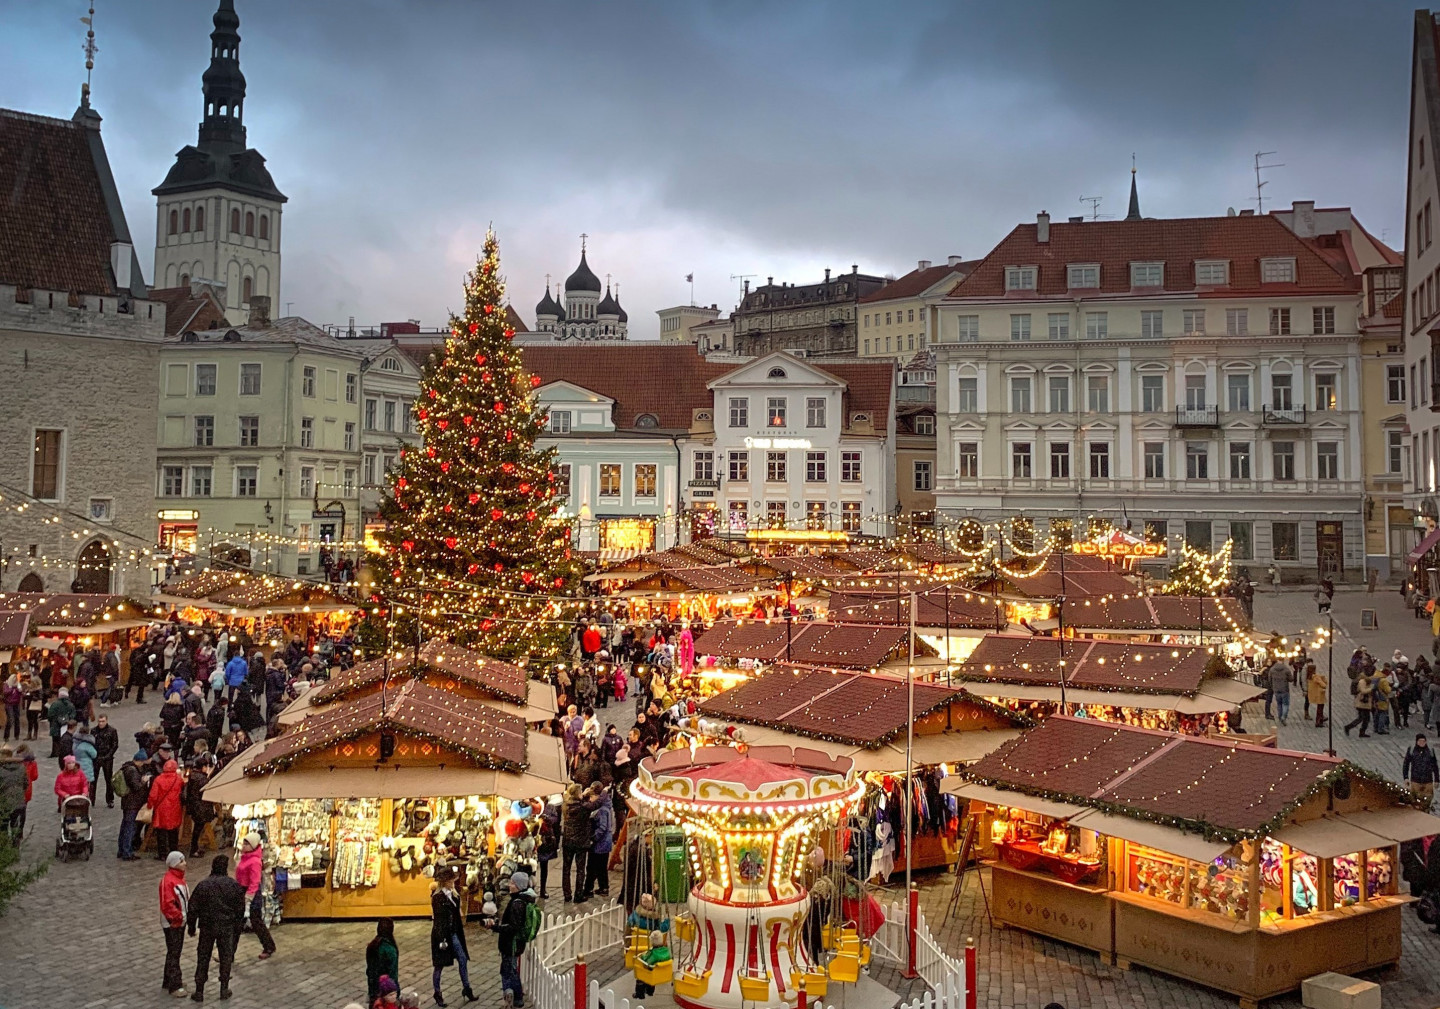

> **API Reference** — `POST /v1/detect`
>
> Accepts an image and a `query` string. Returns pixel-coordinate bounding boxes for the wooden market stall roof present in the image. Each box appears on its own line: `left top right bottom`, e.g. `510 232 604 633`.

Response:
619 564 774 597
0 611 30 649
158 570 356 613
308 638 531 707
693 618 926 669
248 679 529 775
0 592 154 634
1059 594 1244 634
588 539 754 580
975 553 1138 601
699 664 1028 749
955 716 1435 843
826 588 1006 630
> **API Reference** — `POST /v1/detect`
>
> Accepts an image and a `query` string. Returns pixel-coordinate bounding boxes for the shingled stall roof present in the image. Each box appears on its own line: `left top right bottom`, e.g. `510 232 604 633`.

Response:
697 664 1026 768
619 565 774 597
159 570 356 614
826 588 1006 630
951 634 1262 713
0 611 30 651
1060 594 1242 634
308 638 529 706
980 553 1138 601
693 619 920 669
246 679 529 775
0 592 153 632
587 540 755 582
953 716 1438 846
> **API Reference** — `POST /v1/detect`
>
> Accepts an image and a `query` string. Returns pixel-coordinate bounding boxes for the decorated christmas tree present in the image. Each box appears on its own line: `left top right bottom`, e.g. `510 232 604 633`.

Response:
377 231 577 657
1162 539 1232 596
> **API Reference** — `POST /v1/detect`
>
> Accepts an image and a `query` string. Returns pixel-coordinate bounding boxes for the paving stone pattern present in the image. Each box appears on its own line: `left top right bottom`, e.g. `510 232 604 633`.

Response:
1 589 1438 1009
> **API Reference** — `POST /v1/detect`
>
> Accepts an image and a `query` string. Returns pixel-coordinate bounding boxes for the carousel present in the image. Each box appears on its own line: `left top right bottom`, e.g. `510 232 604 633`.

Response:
627 745 874 1009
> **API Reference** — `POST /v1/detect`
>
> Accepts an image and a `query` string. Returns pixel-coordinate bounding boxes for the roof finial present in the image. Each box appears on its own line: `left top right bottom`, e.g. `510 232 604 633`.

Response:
79 4 97 109
579 232 588 254
545 272 551 293
1125 155 1142 222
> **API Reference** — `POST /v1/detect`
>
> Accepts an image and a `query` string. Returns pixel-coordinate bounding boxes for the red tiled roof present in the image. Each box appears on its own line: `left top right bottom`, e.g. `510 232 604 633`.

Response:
0 109 119 296
699 665 965 746
946 214 1358 300
807 361 894 428
246 679 528 774
859 262 978 304
1382 291 1404 319
523 344 731 431
953 635 1213 695
0 611 30 649
1060 595 1240 633
965 717 1354 837
150 284 228 336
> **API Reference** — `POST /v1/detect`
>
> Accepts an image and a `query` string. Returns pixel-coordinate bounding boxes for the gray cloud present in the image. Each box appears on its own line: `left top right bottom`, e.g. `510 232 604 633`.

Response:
0 0 1414 337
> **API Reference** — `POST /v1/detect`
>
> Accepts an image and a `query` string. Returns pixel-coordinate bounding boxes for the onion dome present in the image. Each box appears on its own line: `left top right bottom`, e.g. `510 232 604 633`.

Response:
597 285 621 318
565 250 602 293
535 284 560 319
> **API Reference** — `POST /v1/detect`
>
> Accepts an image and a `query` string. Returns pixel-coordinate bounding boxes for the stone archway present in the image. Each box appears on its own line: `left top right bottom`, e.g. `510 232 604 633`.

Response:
17 572 43 592
72 539 113 594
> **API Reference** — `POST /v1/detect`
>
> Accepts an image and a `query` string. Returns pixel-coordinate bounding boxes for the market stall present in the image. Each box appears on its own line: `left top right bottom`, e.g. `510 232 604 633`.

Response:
695 663 1029 874
157 570 360 646
0 592 160 691
947 716 1440 1008
1058 594 1243 646
824 587 1009 663
279 637 556 727
205 678 568 919
950 634 1262 733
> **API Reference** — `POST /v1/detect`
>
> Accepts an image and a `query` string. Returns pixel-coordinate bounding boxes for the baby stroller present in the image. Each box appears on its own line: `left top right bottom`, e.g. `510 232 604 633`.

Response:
56 795 93 861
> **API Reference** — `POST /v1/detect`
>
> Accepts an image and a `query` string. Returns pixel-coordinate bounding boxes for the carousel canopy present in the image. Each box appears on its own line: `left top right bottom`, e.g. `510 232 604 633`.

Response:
949 716 1440 844
693 619 922 669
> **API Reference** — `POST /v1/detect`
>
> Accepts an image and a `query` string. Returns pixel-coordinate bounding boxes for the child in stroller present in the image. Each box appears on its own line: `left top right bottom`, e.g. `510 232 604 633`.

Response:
56 794 93 861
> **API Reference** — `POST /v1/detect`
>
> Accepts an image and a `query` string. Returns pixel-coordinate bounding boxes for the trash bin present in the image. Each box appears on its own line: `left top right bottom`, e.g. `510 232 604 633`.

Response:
655 825 689 903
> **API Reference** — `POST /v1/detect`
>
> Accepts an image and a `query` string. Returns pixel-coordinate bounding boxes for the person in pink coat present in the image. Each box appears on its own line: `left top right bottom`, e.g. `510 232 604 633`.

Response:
53 755 88 809
677 627 695 678
235 834 276 958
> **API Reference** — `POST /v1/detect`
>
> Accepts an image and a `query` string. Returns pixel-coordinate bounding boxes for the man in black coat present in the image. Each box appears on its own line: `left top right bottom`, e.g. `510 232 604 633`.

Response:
92 713 120 807
187 854 247 1001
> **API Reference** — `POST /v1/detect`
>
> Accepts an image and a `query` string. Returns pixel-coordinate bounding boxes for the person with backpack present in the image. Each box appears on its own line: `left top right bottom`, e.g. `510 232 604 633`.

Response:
492 870 539 1009
116 755 150 859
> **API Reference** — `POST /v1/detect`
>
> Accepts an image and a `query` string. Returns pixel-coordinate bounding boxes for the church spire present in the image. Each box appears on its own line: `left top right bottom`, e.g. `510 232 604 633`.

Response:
1125 156 1142 221
198 0 247 150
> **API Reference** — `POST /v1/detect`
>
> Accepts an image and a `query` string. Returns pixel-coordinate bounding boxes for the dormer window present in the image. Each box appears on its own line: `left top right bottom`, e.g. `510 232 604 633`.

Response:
767 367 787 379
1004 267 1037 291
1195 260 1229 285
635 414 659 429
1067 264 1100 289
1260 257 1296 284
1130 262 1163 287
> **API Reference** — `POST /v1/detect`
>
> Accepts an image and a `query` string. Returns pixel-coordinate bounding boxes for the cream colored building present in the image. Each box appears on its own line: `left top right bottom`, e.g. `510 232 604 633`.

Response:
657 303 721 343
859 258 973 360
933 208 1367 579
155 305 367 575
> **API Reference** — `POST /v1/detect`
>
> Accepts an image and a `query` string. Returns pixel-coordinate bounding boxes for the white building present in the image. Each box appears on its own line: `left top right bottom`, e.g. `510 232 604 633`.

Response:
152 0 284 325
346 340 423 529
932 205 1366 579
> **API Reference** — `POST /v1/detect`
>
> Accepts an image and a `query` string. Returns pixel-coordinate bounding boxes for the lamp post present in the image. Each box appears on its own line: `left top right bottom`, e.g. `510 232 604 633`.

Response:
1325 611 1335 757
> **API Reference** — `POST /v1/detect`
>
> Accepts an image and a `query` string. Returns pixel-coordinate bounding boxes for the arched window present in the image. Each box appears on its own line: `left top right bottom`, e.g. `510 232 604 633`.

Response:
17 572 43 592
245 212 255 237
242 276 253 303
168 210 178 235
180 273 190 288
194 205 204 232
182 208 191 232
258 214 269 241
230 208 241 234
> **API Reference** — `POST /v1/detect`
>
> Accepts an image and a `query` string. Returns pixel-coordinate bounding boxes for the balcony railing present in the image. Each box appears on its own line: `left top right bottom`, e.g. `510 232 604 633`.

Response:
1263 404 1307 425
1175 405 1219 427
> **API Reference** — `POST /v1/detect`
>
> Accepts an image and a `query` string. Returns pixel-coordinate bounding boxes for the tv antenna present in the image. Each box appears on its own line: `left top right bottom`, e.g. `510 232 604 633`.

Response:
1252 151 1284 214
730 273 756 299
1078 195 1108 221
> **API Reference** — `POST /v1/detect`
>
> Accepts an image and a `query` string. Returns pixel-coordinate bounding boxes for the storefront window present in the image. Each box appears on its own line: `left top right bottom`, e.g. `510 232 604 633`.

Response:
990 809 1103 885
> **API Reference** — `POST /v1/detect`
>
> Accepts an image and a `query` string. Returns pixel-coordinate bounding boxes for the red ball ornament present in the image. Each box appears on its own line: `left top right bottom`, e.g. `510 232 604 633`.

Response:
493 402 505 414
518 482 531 494
451 328 460 338
493 563 503 572
428 389 438 399
402 540 415 552
426 446 436 457
437 419 448 430
522 572 534 584
530 375 542 388
481 372 491 383
418 408 428 420
468 322 479 334
481 618 494 631
442 504 453 513
440 461 451 473
505 328 516 338
397 478 408 489
468 492 480 505
553 577 564 588
469 436 480 447
484 304 494 315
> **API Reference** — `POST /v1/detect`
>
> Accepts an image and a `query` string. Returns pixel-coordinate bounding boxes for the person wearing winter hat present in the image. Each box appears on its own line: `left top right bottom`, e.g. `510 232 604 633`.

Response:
372 974 400 1008
366 918 400 1003
400 990 421 1009
235 834 276 959
159 852 191 997
493 871 535 1008
430 865 472 1006
53 754 88 810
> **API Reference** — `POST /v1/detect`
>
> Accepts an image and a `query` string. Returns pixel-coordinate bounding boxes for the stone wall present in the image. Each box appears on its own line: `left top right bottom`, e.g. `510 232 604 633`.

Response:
0 285 163 594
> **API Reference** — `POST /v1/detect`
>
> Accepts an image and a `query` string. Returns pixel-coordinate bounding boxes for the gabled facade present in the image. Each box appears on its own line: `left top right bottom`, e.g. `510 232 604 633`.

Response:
858 257 975 361
0 103 163 594
731 268 887 357
933 208 1365 579
153 0 286 324
347 340 422 528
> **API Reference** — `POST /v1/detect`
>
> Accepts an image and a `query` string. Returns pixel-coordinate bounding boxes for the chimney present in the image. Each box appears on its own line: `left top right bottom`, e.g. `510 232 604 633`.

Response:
947 255 962 267
1036 211 1051 243
767 276 773 287
109 241 132 291
824 267 831 282
918 260 931 271
1291 200 1316 238
743 280 750 295
189 277 205 296
1069 216 1084 223
852 264 858 274
248 295 271 328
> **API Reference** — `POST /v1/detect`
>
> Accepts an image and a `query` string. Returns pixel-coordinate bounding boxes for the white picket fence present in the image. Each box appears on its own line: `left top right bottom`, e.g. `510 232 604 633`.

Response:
527 892 967 1009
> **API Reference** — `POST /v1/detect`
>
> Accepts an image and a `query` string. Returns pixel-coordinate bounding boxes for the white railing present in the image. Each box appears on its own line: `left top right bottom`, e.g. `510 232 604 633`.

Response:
870 897 907 963
912 905 965 1000
897 978 967 1009
527 954 573 1009
533 902 626 970
587 981 645 1009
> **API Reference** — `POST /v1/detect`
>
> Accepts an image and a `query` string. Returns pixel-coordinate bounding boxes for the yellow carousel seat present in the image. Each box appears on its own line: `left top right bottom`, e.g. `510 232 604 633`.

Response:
790 968 828 999
635 957 674 986
737 969 771 1002
828 951 860 984
673 968 711 999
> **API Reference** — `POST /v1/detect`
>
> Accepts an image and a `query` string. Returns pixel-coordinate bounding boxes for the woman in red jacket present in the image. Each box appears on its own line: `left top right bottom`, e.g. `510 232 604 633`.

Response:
147 759 185 859
54 755 88 809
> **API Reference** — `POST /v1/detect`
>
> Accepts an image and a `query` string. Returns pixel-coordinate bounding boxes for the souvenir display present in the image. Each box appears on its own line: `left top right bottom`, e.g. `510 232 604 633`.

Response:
333 798 383 888
274 798 334 877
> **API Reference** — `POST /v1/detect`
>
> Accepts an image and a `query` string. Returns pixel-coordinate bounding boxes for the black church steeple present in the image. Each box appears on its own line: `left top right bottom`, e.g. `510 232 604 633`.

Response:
198 0 247 150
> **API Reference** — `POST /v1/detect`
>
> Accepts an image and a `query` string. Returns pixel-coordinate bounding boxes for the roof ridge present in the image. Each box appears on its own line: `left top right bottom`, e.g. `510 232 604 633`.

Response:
0 108 78 128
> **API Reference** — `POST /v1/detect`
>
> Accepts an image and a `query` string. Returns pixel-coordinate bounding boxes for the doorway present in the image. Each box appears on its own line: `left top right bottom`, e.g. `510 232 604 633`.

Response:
73 539 113 593
1316 521 1344 580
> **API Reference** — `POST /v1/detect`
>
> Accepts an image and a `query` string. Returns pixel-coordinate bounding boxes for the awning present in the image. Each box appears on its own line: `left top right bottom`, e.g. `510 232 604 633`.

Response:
727 724 1021 772
1406 525 1440 565
1272 815 1393 859
1068 808 1235 864
1194 677 1268 708
1335 806 1440 844
943 781 1088 821
203 729 569 804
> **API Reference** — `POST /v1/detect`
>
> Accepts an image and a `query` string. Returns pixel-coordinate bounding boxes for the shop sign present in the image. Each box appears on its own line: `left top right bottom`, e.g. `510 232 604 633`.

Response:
691 489 715 498
744 529 849 542
156 509 199 522
689 478 720 488
1071 540 1166 558
744 437 812 450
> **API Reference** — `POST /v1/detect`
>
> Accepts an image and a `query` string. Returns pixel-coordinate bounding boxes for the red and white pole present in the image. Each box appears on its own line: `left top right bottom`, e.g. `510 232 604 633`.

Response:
903 884 919 979
573 955 588 1009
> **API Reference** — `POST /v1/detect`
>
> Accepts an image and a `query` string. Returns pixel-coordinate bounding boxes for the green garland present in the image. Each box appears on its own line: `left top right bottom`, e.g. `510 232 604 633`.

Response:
247 716 528 777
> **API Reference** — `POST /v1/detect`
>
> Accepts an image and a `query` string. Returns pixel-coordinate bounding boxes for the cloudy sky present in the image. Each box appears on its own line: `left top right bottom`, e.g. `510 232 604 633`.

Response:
0 1 1417 337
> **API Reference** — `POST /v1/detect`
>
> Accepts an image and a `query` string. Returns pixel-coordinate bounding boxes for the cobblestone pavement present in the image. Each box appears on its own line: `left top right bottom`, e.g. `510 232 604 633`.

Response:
2 598 1439 1009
